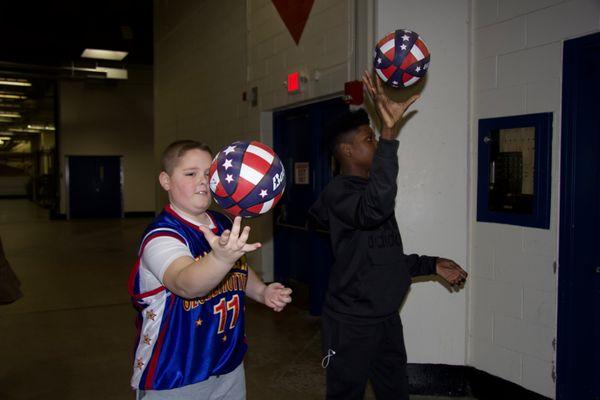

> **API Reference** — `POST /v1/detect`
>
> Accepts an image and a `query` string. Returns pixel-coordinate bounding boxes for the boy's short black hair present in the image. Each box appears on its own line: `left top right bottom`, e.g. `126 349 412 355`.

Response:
162 140 213 174
325 108 370 155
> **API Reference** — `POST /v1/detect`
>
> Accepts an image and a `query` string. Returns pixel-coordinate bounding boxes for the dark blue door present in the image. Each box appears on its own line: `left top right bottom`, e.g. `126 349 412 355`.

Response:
68 156 122 219
558 32 600 400
273 97 348 315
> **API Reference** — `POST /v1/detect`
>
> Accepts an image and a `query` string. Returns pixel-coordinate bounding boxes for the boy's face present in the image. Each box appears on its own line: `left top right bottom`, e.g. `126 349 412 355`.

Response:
159 149 212 216
348 124 377 171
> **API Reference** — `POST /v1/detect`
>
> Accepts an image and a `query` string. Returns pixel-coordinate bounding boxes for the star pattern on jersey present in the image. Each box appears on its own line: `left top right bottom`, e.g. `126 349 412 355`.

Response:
136 358 145 370
195 318 203 327
223 146 236 155
222 159 233 170
143 334 152 345
146 310 157 321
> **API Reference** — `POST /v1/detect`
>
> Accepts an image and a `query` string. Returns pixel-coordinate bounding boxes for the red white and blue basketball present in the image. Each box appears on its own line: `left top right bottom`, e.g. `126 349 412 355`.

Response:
209 141 286 218
374 29 430 88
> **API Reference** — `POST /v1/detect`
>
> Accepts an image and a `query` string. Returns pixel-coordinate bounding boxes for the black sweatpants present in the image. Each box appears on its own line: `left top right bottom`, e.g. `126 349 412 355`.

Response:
321 312 409 400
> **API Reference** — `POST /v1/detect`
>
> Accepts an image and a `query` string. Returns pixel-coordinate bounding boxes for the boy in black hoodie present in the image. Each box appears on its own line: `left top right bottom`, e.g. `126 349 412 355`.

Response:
309 72 467 400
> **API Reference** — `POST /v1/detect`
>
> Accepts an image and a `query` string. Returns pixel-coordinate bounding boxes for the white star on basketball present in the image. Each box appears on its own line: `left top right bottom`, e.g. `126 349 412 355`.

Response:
259 189 268 198
392 81 398 86
224 146 236 155
225 174 234 183
400 44 407 50
401 34 410 41
222 159 233 170
377 57 382 64
415 66 421 72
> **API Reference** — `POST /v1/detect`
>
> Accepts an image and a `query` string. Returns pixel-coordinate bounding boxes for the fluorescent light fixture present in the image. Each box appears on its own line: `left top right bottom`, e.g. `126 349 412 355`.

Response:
9 128 41 133
81 48 128 61
0 118 12 123
96 67 128 80
0 112 21 118
27 124 55 131
0 93 26 99
0 79 31 87
0 136 11 140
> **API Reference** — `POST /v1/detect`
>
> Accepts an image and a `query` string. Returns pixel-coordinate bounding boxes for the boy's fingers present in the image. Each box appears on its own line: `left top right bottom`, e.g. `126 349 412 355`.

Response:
219 230 231 246
237 226 251 246
199 225 217 243
230 216 242 239
403 94 420 111
242 242 261 253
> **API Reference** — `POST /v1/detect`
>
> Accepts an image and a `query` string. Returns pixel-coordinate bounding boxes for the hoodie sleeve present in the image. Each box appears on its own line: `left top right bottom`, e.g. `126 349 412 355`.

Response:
327 138 400 229
403 254 438 277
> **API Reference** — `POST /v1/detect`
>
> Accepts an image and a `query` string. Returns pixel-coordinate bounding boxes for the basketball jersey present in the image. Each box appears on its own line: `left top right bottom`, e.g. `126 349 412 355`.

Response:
128 205 248 390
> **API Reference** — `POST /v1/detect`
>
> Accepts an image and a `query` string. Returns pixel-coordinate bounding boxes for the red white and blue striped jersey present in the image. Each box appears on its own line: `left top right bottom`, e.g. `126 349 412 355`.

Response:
128 205 248 390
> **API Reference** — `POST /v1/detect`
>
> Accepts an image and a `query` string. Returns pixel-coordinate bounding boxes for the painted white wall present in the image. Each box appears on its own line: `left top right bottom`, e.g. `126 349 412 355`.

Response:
58 66 154 214
377 0 470 366
470 0 600 398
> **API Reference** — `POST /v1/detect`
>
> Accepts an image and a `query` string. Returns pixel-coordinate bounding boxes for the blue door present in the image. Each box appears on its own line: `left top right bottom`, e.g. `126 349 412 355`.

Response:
558 32 600 399
68 156 122 219
273 97 348 315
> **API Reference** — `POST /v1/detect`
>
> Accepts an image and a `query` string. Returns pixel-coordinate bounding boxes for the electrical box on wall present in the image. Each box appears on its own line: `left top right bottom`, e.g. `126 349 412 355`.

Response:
477 112 552 229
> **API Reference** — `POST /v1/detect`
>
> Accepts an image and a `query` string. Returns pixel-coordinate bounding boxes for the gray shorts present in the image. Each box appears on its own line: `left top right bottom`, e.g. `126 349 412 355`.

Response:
137 363 245 400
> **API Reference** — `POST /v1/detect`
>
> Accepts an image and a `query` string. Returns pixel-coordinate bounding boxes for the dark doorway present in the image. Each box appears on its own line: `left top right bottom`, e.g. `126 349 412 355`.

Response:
273 97 348 315
557 32 600 400
67 155 122 219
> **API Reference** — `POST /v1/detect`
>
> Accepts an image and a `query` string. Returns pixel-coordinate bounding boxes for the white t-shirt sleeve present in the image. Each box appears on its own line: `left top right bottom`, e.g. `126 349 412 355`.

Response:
141 236 193 283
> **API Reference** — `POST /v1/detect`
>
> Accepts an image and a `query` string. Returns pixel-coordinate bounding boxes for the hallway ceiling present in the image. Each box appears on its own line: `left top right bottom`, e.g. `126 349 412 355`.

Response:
0 0 153 67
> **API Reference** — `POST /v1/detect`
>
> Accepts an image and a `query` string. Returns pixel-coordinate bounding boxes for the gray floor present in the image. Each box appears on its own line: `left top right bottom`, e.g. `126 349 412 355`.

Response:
0 199 473 400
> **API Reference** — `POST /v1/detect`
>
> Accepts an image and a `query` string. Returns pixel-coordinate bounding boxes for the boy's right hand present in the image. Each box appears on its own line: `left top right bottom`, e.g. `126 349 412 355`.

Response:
199 216 261 265
362 70 419 138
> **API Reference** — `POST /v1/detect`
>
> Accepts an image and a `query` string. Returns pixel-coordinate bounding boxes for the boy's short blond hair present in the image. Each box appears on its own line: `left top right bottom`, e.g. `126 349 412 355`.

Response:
161 140 213 174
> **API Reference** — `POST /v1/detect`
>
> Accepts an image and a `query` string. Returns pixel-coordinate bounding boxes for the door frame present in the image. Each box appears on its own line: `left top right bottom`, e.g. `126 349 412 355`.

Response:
557 31 600 400
65 155 124 219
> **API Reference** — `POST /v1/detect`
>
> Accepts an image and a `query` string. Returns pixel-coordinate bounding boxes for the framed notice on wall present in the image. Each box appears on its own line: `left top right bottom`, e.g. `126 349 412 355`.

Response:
477 112 552 229
294 162 309 185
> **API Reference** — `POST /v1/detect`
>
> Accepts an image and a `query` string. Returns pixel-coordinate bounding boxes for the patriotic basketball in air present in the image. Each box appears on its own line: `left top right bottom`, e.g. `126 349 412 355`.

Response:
209 141 285 218
374 29 430 88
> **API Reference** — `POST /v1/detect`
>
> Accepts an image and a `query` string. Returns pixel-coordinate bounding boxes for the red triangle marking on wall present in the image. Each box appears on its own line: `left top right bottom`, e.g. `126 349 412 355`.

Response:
271 0 315 45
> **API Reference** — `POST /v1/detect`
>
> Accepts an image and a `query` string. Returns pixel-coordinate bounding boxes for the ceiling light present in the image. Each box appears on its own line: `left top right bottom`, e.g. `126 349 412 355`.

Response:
9 128 40 133
0 136 11 140
96 67 128 80
27 124 55 130
0 112 21 118
0 79 31 87
0 93 26 99
81 48 128 61
0 118 13 123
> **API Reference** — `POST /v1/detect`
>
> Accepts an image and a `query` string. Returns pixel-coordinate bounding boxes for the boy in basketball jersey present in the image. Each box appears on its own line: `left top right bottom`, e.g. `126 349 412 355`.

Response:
309 72 468 400
128 140 292 399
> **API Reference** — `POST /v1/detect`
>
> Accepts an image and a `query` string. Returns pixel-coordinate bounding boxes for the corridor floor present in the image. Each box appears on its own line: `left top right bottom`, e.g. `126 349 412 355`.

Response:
0 199 472 400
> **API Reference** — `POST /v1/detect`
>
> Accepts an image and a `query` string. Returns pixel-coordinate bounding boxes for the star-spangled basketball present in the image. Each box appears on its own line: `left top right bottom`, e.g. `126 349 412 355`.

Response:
373 29 430 88
209 141 286 218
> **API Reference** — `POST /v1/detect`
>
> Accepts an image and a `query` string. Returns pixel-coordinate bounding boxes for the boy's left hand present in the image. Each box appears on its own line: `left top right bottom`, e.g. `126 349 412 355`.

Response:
263 282 292 312
435 258 468 286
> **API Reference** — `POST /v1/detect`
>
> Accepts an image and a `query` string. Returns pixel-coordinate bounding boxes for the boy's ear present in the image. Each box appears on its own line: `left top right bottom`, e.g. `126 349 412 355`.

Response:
158 171 171 191
339 142 352 159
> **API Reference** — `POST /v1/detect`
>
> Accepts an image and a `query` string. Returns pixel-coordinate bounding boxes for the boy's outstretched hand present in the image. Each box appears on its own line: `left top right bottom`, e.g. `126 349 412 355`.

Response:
199 216 261 265
262 282 293 312
362 70 419 137
435 258 468 286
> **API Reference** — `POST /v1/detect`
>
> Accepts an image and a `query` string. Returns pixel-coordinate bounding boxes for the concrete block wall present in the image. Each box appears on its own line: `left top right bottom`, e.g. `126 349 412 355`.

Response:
470 0 600 397
246 0 351 121
154 0 354 275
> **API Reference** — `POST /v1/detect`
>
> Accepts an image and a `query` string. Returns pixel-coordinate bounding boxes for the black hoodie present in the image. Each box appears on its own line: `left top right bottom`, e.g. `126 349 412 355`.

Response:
309 138 437 324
